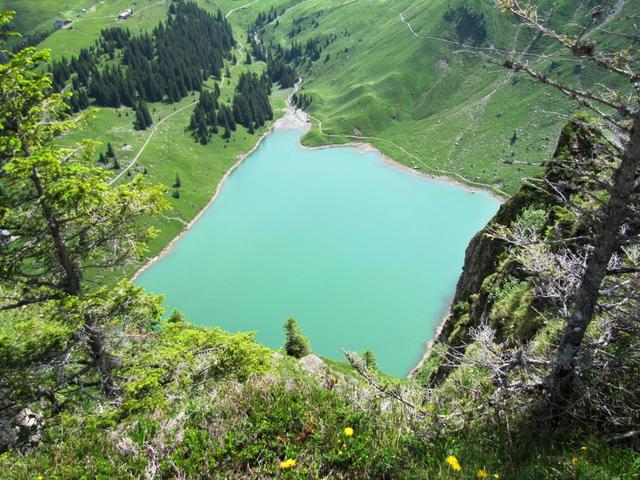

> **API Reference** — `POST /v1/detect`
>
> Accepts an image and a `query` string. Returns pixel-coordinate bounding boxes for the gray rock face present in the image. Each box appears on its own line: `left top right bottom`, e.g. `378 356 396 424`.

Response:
299 354 327 377
0 408 44 452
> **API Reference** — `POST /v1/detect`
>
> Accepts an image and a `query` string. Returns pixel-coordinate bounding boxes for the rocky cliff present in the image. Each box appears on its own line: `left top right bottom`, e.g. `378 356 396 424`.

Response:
418 116 614 385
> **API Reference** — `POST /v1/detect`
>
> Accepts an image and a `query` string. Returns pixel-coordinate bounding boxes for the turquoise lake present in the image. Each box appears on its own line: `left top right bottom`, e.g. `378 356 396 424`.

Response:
137 128 500 376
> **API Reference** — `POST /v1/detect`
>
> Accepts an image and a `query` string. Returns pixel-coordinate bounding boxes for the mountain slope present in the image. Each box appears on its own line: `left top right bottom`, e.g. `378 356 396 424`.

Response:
249 0 636 193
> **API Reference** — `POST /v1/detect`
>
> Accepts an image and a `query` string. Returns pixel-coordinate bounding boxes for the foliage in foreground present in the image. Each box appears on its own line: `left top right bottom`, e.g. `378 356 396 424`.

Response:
1 317 638 479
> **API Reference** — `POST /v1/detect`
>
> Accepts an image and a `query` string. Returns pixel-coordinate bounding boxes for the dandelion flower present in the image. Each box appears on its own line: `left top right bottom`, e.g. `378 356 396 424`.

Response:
343 427 354 437
477 469 489 478
446 455 462 471
494 475 500 479
338 450 343 455
279 459 297 470
580 446 588 452
572 456 579 464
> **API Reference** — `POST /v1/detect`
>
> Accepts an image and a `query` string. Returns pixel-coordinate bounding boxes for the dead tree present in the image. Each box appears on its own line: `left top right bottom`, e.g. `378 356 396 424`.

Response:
476 0 639 411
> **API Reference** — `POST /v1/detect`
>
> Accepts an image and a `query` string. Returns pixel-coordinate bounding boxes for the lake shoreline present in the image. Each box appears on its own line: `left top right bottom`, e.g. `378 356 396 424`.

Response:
298 137 506 204
133 95 500 378
134 86 314 281
133 109 295 281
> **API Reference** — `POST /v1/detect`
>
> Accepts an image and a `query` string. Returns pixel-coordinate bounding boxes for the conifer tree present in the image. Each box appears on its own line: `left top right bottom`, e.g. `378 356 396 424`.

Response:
0 14 169 404
107 142 116 159
223 122 231 139
362 351 377 370
473 0 640 413
134 100 153 130
283 318 311 359
140 100 153 128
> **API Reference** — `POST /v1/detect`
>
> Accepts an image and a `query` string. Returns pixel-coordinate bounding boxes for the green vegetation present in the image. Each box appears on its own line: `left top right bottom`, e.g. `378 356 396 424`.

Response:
0 0 292 282
283 318 311 359
1 1 639 478
239 0 636 194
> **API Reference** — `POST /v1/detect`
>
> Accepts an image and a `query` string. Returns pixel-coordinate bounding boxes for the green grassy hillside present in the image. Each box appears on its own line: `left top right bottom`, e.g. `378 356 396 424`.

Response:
3 0 633 279
1 0 291 280
243 0 635 194
1 2 639 478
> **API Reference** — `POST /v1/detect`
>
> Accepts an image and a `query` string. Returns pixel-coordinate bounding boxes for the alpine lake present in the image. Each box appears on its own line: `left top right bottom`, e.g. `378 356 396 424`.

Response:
137 127 500 376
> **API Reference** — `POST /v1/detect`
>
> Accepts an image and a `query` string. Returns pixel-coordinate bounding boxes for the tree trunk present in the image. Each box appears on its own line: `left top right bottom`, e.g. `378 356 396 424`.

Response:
31 164 118 397
85 316 120 397
549 116 640 408
30 165 82 296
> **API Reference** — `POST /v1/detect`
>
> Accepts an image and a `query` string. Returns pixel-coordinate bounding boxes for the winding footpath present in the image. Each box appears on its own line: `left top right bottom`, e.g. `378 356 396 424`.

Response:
109 100 198 184
226 0 260 18
304 111 509 198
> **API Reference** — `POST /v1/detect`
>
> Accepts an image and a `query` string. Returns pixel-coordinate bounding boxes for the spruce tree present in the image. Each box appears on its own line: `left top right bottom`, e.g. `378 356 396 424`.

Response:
222 120 231 140
362 351 377 370
283 318 311 359
173 174 181 188
107 142 116 159
134 106 147 130
245 51 252 65
140 100 153 128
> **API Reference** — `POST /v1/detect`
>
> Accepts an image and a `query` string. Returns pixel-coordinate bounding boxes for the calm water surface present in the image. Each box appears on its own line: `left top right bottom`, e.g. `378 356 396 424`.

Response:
137 129 499 376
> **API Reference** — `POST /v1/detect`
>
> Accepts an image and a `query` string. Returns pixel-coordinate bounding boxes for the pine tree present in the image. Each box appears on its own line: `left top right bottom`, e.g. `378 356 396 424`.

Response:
222 120 231 140
133 100 153 130
362 351 377 370
107 142 116 159
283 318 311 359
173 174 181 188
245 51 252 65
475 0 640 413
140 100 153 128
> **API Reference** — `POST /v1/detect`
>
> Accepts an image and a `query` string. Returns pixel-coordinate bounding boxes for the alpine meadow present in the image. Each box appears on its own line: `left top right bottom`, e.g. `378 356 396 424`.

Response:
1 0 639 478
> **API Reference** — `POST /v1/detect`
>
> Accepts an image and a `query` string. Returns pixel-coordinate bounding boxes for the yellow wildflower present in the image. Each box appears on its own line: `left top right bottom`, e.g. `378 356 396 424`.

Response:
35 477 44 480
477 469 489 478
279 458 297 470
494 475 500 479
343 427 354 437
572 456 579 464
580 446 588 452
446 455 462 472
338 450 343 455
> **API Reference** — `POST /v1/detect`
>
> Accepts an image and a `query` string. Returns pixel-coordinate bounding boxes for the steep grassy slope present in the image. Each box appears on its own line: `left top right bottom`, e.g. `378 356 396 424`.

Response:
2 314 638 478
0 0 291 280
246 0 635 194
